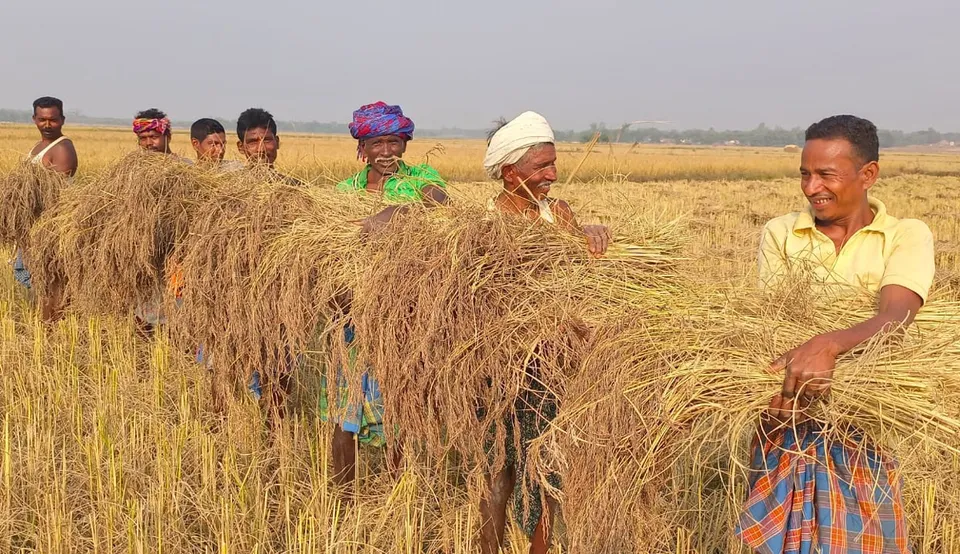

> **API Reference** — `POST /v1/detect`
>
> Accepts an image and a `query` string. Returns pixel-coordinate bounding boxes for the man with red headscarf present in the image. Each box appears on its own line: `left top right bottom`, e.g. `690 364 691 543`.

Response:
133 108 176 154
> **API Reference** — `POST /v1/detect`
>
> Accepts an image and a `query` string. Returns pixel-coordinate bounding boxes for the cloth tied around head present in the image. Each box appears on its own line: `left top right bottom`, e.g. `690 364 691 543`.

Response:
349 102 415 159
482 111 555 180
133 117 170 135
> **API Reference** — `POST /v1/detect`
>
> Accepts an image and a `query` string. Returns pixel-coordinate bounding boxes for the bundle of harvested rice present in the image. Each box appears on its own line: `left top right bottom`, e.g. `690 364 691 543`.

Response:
27 153 219 317
524 317 698 553
168 177 377 405
531 277 960 552
0 162 68 248
342 202 687 479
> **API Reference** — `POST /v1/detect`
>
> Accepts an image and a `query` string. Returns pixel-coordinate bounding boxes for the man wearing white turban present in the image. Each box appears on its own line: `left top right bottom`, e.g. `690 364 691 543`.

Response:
483 111 611 255
479 111 612 554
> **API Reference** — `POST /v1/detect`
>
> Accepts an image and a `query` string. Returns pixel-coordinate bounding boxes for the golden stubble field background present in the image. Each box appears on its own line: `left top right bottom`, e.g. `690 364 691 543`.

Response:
1 122 959 553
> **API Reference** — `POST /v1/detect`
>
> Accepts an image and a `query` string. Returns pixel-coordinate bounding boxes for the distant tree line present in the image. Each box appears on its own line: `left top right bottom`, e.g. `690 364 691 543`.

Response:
2 109 958 147
554 122 960 148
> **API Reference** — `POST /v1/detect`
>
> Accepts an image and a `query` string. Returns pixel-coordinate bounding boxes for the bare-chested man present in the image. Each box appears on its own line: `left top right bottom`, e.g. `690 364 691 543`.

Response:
479 111 611 554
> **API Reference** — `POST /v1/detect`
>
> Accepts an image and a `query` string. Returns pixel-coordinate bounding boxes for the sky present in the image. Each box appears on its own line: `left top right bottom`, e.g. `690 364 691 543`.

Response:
2 0 957 131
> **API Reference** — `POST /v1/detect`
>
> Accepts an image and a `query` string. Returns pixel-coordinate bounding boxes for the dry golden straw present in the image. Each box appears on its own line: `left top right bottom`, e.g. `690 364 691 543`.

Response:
0 161 67 249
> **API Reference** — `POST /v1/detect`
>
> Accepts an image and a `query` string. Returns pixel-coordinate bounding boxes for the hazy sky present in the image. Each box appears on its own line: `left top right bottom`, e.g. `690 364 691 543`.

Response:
2 0 957 131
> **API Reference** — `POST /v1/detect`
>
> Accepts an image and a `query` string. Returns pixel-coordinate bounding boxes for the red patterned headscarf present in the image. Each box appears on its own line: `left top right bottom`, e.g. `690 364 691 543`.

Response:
133 117 170 135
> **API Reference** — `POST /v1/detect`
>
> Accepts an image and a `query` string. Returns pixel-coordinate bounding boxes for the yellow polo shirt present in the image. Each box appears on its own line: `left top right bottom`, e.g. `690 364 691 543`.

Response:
758 197 935 303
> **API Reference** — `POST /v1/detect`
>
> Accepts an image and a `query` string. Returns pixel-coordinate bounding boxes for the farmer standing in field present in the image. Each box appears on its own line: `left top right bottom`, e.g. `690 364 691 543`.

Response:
235 108 303 185
479 110 611 554
130 108 192 330
133 108 184 159
189 118 244 172
325 101 449 490
11 96 78 318
737 115 934 553
26 96 78 177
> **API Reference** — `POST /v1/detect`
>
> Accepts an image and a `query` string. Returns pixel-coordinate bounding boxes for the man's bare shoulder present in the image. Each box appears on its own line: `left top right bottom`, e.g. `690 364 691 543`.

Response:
549 198 579 226
57 137 77 151
51 138 77 156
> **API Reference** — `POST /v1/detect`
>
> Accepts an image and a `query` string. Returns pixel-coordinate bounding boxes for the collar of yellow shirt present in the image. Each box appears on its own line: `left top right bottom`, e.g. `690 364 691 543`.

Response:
791 197 894 238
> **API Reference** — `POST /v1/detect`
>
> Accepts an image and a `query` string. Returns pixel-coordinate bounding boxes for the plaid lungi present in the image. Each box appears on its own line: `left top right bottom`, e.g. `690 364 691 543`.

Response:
12 248 31 289
319 323 386 447
736 422 910 554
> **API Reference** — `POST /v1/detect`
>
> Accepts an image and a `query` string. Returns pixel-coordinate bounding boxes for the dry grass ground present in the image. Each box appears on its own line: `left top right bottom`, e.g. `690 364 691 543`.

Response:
0 124 958 552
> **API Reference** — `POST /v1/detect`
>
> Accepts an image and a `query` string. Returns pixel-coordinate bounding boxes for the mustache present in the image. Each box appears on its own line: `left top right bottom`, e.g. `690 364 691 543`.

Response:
374 156 400 166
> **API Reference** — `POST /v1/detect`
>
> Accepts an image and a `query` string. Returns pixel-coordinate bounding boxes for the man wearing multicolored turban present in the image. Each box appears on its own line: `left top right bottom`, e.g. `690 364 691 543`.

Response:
133 108 174 154
336 101 448 205
327 101 449 494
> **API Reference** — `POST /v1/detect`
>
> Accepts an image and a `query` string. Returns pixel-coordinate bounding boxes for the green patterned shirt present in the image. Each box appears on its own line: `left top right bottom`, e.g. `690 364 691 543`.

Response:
336 160 445 203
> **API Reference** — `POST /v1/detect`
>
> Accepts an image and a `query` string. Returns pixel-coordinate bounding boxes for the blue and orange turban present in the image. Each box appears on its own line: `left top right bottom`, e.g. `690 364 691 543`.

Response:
348 101 415 159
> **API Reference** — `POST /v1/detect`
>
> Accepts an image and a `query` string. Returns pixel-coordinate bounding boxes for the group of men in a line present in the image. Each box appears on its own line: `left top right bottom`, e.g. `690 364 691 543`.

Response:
17 96 934 554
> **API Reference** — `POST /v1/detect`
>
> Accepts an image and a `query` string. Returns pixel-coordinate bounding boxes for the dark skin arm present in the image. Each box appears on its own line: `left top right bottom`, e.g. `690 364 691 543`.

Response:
361 184 450 234
552 199 611 256
420 184 449 206
766 284 923 420
47 141 78 177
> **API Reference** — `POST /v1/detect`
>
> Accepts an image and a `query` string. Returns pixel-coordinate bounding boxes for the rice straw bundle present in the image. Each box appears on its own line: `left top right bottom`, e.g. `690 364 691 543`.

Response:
524 317 697 553
168 177 377 403
27 153 218 317
343 202 687 478
530 275 960 552
0 161 68 248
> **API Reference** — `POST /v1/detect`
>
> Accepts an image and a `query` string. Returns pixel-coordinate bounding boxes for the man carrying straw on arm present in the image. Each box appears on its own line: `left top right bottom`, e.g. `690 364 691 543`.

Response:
133 109 189 162
479 110 611 554
737 115 935 553
189 118 244 172
12 96 78 318
130 108 191 331
235 108 303 185
325 101 449 491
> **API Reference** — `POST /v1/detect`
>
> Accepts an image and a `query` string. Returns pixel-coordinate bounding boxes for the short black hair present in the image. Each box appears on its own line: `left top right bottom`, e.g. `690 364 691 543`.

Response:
33 96 64 117
805 115 879 165
190 118 225 142
135 108 171 135
237 108 277 141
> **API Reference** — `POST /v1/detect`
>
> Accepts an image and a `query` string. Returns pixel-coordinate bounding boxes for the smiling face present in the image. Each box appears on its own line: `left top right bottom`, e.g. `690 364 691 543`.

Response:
800 138 878 222
361 135 407 175
238 126 279 166
33 106 65 141
502 143 558 202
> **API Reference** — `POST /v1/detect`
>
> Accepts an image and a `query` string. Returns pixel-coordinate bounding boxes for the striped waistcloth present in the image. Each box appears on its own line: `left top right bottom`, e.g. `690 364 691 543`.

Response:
736 422 910 554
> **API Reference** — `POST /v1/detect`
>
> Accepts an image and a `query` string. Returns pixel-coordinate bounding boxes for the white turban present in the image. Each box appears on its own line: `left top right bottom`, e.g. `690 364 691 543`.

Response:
482 111 555 180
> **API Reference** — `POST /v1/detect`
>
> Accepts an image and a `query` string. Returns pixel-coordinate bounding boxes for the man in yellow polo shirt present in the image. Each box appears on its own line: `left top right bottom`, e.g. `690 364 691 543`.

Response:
737 115 934 553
